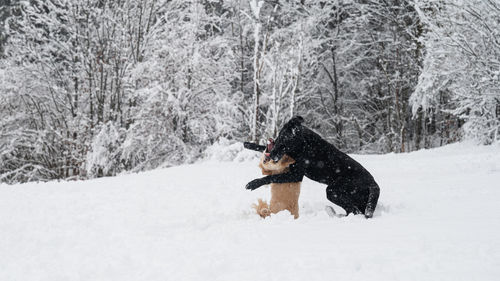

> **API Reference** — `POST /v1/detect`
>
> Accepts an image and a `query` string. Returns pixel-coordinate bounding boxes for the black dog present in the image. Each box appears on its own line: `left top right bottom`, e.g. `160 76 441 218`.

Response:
244 116 380 218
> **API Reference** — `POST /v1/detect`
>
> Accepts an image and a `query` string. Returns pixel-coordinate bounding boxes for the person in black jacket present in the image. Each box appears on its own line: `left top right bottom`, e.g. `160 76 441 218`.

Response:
244 116 380 218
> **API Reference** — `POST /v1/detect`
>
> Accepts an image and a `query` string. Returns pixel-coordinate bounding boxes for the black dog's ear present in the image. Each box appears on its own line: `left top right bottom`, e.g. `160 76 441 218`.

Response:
289 115 304 126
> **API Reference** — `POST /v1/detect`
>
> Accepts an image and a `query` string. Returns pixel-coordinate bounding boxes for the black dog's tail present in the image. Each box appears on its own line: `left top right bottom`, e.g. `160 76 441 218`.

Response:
243 142 266 152
364 185 380 218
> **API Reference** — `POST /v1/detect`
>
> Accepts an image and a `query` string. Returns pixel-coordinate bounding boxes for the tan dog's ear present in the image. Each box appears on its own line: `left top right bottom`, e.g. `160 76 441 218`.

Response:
281 155 296 166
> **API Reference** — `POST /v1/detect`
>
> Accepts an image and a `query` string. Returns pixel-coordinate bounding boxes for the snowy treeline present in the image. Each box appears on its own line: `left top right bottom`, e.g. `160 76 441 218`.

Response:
0 0 499 184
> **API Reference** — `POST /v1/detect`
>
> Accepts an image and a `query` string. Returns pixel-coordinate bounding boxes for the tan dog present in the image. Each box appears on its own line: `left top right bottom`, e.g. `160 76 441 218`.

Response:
252 154 301 219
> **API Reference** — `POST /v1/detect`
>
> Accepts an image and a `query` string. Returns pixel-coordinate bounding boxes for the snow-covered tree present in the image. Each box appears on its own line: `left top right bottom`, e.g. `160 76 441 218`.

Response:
1 0 163 182
413 0 500 144
121 0 240 171
296 0 422 153
1 0 498 184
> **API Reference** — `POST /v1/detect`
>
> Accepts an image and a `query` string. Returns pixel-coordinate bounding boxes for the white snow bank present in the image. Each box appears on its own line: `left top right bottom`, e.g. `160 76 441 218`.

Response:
1 142 499 281
203 138 261 162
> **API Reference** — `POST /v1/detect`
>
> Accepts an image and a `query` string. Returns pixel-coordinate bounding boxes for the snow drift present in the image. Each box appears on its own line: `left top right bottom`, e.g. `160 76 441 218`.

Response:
1 142 499 281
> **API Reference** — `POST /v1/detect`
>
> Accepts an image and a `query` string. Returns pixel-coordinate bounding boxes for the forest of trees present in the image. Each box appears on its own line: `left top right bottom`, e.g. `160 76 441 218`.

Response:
0 0 499 184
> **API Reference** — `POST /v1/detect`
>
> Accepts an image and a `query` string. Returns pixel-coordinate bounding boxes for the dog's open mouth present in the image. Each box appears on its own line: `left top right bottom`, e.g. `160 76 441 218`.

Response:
264 138 274 162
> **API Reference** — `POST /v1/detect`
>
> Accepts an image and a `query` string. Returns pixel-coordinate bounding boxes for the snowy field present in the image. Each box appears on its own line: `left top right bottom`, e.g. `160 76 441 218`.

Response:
1 142 500 281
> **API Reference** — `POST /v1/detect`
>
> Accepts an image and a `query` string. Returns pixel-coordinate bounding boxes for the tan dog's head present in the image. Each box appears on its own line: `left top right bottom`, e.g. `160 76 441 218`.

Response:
258 153 295 175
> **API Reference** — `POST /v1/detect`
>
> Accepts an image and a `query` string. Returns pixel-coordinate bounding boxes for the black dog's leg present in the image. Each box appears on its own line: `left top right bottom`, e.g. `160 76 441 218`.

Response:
245 162 305 190
364 184 380 218
243 142 266 152
325 185 362 216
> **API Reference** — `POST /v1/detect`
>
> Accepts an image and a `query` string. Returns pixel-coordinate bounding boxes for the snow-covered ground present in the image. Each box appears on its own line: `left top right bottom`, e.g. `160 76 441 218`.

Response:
1 142 500 281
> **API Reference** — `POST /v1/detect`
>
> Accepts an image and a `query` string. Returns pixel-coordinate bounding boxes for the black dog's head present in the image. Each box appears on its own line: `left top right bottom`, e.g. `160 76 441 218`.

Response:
269 116 306 162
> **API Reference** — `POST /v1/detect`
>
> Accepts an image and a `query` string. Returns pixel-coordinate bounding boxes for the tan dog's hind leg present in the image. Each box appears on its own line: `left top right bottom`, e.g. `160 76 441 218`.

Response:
252 199 271 218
